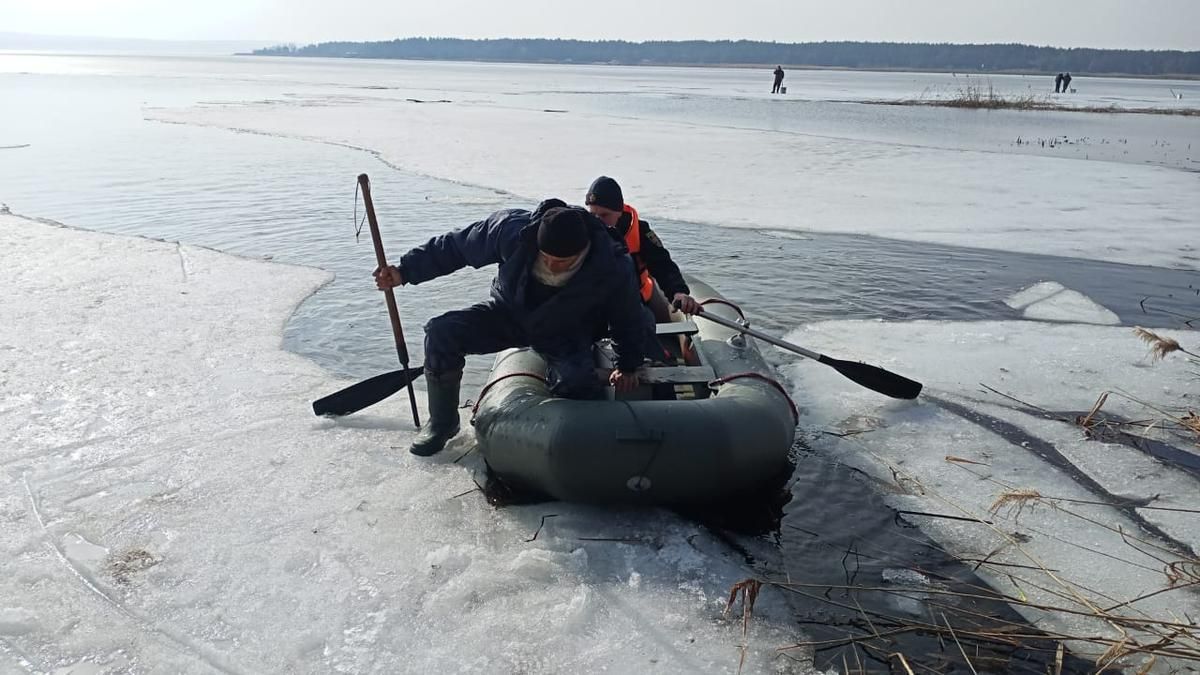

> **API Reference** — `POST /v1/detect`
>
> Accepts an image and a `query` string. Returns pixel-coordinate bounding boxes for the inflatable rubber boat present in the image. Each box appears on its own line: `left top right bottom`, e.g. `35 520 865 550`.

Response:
471 277 797 506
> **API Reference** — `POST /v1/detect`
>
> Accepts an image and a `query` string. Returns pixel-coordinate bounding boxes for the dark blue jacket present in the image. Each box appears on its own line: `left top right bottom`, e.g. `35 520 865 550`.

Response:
398 200 648 372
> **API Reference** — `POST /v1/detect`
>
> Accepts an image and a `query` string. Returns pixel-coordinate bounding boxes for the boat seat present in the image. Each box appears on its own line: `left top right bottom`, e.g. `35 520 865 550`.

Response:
655 321 699 336
638 365 715 385
593 364 716 386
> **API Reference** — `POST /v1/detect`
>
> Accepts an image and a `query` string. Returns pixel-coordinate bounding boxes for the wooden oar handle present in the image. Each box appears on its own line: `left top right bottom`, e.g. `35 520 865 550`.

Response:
358 173 410 366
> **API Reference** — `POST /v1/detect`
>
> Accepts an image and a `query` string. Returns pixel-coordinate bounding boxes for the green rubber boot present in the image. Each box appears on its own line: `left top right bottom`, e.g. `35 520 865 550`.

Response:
409 370 462 457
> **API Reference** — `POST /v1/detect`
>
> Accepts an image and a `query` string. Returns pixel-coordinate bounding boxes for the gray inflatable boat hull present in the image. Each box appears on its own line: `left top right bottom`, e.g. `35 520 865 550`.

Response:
471 278 796 506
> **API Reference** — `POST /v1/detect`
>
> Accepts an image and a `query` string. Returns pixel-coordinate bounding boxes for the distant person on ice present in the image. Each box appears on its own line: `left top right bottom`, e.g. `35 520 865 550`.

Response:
1062 72 1073 93
772 65 785 94
373 201 651 457
1054 73 1064 93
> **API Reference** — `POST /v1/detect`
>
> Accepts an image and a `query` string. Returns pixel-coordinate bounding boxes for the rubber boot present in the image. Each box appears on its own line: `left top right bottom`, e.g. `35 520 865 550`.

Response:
409 370 462 457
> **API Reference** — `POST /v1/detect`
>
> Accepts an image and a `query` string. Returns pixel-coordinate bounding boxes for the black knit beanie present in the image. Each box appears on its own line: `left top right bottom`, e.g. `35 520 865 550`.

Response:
536 207 590 257
585 176 624 212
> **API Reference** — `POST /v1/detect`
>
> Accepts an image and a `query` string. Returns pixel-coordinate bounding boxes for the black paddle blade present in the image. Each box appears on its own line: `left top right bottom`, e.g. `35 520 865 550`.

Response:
312 366 425 417
819 356 923 400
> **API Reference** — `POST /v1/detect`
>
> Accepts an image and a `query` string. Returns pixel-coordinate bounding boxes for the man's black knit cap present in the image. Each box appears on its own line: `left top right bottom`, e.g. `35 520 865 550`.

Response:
585 176 623 212
536 207 590 256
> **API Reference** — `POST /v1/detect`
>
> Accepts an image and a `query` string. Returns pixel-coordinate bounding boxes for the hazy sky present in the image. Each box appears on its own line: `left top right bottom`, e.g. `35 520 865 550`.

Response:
3 0 1198 51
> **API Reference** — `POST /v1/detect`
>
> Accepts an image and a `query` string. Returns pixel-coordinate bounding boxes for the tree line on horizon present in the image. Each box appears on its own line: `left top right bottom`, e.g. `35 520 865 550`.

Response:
250 38 1200 76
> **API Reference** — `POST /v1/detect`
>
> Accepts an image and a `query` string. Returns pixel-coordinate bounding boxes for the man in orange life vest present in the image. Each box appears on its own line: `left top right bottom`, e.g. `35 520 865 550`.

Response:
584 176 702 321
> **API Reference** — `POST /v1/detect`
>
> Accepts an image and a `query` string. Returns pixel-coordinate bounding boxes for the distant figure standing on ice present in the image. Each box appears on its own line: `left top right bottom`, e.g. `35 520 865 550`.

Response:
1062 72 1073 93
1054 73 1064 93
772 65 785 94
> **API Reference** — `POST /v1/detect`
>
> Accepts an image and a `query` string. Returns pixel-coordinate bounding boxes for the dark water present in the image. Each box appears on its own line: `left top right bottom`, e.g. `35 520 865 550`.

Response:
4 115 1195 674
769 445 1096 674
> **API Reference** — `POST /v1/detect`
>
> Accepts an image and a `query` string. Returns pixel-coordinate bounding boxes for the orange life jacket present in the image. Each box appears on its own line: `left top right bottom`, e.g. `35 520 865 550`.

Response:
621 204 654 302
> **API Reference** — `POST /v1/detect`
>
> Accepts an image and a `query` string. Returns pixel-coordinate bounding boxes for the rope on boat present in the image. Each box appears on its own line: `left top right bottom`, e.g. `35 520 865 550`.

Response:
708 372 800 424
353 180 367 242
698 298 746 319
471 371 549 416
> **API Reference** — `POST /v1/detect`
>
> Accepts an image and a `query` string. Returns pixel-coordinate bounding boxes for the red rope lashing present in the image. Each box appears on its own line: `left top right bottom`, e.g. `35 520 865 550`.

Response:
471 371 549 415
698 298 745 320
708 372 799 424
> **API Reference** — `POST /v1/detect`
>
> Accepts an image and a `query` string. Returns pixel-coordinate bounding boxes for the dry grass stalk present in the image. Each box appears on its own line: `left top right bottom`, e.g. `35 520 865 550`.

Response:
1076 391 1110 434
941 611 979 675
989 489 1043 518
1182 411 1200 438
945 455 989 466
725 578 762 638
1097 634 1133 671
1166 560 1200 587
888 651 916 675
1134 654 1158 675
1134 326 1194 361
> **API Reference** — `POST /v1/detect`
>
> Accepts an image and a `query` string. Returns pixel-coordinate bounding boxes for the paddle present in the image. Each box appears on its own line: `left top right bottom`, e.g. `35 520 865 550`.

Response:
694 308 923 400
311 173 424 423
311 366 425 417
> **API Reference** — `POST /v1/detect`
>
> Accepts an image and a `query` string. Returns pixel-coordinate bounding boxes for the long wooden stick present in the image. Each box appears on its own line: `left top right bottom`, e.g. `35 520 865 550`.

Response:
358 173 421 427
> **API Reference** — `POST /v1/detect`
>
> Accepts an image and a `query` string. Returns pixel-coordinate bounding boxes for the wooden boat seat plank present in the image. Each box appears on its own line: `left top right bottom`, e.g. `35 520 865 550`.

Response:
655 321 699 336
638 365 715 384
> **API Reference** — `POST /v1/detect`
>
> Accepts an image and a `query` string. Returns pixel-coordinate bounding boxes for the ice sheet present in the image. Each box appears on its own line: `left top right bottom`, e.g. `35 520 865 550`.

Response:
782 317 1200 670
149 98 1200 271
0 214 805 674
1005 281 1121 324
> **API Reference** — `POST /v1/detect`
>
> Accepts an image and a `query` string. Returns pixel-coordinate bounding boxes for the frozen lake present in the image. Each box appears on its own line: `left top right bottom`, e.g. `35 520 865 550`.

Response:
2 53 1198 673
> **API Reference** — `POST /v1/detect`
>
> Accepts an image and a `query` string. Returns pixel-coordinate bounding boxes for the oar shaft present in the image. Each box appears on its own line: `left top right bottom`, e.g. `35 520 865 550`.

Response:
695 306 922 400
696 309 820 361
358 173 421 427
359 175 408 364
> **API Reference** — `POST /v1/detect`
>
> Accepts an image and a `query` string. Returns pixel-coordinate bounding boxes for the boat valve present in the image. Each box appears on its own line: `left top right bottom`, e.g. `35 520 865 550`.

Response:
728 318 749 348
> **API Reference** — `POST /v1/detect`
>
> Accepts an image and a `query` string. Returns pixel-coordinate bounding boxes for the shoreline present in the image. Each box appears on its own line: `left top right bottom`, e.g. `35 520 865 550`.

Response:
236 53 1200 81
866 98 1200 115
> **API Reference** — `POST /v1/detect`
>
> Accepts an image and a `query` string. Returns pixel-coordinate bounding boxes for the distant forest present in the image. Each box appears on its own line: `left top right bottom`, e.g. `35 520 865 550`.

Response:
250 39 1200 77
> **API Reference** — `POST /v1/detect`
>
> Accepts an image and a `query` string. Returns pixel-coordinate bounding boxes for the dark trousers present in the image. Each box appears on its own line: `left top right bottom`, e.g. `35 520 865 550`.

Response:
424 302 604 399
772 79 783 94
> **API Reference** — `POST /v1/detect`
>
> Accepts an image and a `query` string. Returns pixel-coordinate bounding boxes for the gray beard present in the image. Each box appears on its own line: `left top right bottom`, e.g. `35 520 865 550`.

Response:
531 244 590 287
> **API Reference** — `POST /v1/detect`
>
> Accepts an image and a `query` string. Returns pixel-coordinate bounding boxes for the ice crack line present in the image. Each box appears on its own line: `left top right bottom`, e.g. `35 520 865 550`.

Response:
22 473 247 675
0 637 39 673
176 243 192 282
928 396 1196 558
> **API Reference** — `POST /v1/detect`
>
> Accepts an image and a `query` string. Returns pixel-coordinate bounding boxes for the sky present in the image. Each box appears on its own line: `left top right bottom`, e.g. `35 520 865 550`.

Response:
1 0 1198 51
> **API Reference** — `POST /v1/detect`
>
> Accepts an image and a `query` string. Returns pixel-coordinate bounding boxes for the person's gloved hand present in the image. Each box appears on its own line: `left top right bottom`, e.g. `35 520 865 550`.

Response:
609 369 640 393
671 293 702 315
373 265 405 290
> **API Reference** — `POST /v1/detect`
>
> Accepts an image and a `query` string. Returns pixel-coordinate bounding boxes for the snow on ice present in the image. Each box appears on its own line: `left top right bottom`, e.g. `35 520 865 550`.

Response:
0 215 804 674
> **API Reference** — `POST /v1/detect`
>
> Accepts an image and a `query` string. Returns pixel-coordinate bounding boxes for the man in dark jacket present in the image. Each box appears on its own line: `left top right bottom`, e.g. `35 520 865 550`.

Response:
772 65 785 94
374 200 650 457
585 176 701 321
